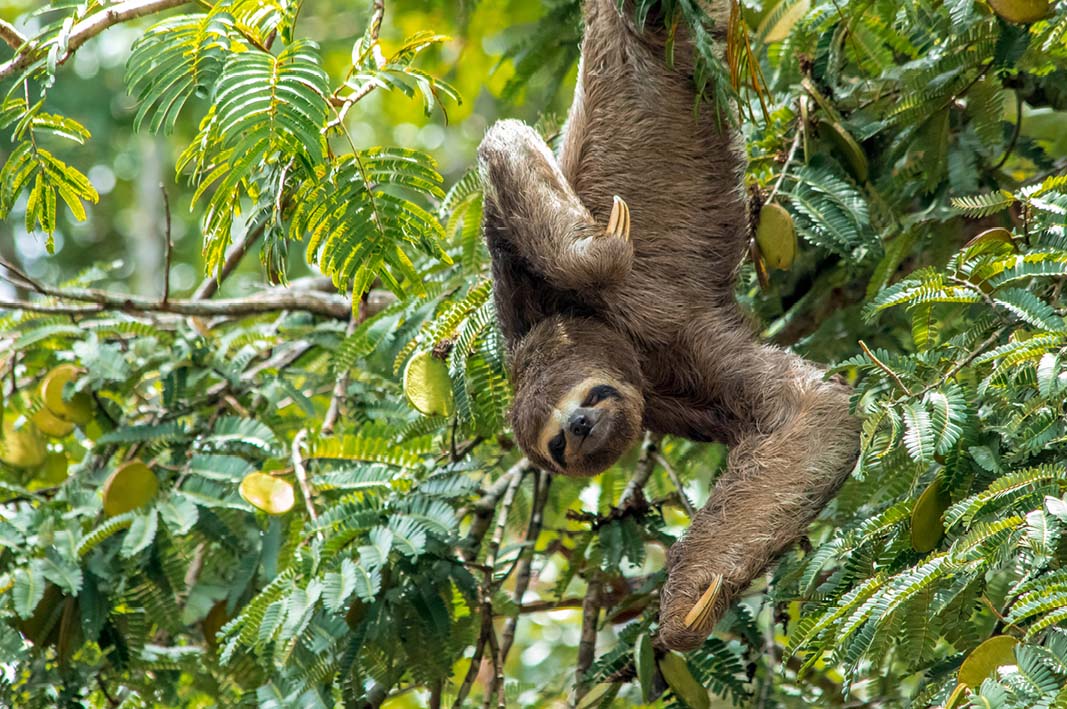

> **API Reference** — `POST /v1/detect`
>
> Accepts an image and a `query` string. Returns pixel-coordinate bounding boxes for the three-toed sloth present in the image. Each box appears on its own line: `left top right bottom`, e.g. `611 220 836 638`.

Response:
478 0 860 651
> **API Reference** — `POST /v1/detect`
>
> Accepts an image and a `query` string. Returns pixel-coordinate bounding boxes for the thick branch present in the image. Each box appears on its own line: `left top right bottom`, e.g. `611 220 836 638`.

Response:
0 283 350 319
461 459 532 561
0 299 103 316
0 20 27 50
0 0 192 82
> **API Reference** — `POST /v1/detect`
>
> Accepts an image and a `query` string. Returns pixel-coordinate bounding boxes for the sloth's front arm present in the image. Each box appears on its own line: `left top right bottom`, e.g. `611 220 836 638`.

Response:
478 119 633 293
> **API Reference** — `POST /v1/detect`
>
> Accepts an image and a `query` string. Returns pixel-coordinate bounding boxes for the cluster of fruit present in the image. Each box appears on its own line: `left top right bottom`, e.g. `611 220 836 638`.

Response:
0 364 93 489
0 364 158 515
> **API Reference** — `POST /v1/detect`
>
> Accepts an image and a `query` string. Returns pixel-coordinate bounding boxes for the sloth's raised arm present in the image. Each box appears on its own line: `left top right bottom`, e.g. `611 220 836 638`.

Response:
478 119 634 294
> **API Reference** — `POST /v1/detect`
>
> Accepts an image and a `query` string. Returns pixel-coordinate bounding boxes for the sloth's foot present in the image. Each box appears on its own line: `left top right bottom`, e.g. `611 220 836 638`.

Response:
605 195 630 240
682 573 724 630
657 539 739 651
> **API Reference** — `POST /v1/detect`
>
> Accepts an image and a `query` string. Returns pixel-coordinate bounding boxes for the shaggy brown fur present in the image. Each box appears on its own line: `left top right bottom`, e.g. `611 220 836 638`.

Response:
478 0 860 651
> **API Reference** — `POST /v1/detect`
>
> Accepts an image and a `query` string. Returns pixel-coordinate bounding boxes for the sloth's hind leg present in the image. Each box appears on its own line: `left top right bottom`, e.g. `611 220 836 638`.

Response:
657 345 860 651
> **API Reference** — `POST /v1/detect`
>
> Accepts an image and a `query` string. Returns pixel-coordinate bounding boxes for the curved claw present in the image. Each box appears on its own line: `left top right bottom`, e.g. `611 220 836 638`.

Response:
605 195 631 241
682 573 723 630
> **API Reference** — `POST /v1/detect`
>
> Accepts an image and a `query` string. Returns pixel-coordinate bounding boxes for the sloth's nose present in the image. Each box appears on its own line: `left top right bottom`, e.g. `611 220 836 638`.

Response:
569 414 593 438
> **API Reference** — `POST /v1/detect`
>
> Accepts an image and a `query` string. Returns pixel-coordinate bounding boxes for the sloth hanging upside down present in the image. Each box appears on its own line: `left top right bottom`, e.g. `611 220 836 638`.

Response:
477 0 861 651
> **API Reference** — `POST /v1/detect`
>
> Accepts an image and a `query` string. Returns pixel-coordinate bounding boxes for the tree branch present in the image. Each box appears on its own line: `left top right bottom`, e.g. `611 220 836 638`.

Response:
0 20 27 51
160 184 173 305
574 574 603 700
499 470 550 666
322 297 367 435
192 223 265 300
654 451 696 518
455 466 524 709
461 459 532 561
620 432 662 507
291 429 320 533
0 0 193 82
0 276 350 320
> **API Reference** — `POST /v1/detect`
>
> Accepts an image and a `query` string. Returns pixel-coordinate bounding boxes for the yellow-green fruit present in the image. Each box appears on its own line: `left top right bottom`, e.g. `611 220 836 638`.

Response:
101 461 159 516
988 0 1050 23
403 350 455 417
820 120 869 183
239 472 295 515
964 227 1015 259
756 203 798 271
34 452 70 488
575 683 618 709
42 365 93 425
658 652 710 709
959 635 1019 687
32 407 75 438
944 683 968 709
911 478 951 553
0 417 47 470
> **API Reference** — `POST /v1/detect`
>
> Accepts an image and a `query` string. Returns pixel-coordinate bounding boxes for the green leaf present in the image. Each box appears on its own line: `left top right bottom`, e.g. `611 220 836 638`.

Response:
12 561 46 619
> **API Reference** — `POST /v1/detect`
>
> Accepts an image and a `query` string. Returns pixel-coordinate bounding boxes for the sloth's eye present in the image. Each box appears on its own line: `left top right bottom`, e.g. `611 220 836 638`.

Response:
582 384 619 407
548 431 567 468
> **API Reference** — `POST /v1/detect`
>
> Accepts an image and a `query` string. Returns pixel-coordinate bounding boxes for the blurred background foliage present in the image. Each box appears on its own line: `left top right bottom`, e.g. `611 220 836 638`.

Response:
1 0 1067 708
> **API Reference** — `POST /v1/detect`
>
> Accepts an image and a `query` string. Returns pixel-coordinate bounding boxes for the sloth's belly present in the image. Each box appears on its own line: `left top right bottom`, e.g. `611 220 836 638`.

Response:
596 252 730 335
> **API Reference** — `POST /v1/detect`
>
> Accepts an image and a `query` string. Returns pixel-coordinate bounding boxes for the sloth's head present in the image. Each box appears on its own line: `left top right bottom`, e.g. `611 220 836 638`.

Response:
509 318 644 476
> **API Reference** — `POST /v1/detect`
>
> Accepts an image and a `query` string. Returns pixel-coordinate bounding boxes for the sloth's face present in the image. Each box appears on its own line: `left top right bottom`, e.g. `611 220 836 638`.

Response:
516 374 644 477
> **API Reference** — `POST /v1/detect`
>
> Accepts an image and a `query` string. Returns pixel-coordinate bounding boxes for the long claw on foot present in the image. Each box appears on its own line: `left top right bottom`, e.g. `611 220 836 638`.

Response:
683 574 723 630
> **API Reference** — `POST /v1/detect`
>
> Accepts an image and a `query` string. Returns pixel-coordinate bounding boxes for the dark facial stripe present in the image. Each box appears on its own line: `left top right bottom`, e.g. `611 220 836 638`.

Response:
582 385 621 407
548 431 567 469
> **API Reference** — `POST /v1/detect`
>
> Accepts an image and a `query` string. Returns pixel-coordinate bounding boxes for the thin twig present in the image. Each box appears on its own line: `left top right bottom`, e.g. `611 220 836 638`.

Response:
322 296 367 435
992 91 1023 172
453 622 488 709
574 574 603 700
160 184 172 305
768 110 803 203
0 255 46 295
858 340 911 396
756 580 779 709
455 467 524 709
914 327 1007 400
620 432 662 507
291 429 320 533
0 0 192 82
654 451 696 518
192 223 266 300
327 0 387 129
515 598 584 613
481 469 522 709
499 470 551 666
